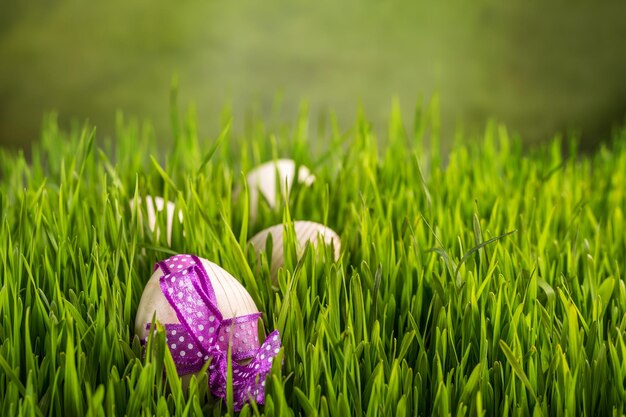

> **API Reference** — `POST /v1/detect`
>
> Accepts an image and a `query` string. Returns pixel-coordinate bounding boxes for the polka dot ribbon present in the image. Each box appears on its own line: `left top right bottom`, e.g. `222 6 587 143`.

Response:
149 255 281 410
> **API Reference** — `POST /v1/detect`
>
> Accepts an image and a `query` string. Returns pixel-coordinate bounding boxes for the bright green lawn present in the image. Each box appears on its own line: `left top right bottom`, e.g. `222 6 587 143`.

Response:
1 104 626 416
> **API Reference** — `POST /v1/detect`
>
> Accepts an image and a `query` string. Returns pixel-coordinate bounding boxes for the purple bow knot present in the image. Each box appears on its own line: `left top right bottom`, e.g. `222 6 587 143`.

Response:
146 255 281 410
207 330 281 408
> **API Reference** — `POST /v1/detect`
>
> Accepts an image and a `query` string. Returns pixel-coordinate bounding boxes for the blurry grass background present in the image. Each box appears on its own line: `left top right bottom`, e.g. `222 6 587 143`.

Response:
1 0 626 151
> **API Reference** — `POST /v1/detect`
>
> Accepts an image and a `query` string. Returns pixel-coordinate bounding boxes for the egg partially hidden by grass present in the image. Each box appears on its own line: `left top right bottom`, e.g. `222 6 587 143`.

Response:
248 221 341 280
135 255 260 385
245 159 315 221
130 195 183 246
135 255 282 408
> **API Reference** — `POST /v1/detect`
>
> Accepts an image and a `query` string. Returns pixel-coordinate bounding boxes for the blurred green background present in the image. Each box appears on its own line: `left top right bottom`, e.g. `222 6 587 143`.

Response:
1 1 625 151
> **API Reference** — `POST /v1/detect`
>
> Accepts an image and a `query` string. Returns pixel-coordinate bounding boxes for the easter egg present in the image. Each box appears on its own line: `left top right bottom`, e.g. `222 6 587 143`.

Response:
248 221 341 279
135 254 281 410
245 159 315 220
129 195 183 246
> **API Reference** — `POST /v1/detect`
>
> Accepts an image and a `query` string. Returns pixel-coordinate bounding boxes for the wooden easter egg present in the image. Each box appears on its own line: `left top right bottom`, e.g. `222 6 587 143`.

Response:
135 255 281 408
248 221 341 279
130 195 183 246
245 159 315 220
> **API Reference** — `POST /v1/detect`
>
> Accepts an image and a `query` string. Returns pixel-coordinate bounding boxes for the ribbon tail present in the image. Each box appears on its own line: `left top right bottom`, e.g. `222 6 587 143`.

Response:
232 330 282 410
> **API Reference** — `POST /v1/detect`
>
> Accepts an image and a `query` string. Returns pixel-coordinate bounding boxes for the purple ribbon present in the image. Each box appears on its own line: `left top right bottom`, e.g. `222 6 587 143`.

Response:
146 255 281 410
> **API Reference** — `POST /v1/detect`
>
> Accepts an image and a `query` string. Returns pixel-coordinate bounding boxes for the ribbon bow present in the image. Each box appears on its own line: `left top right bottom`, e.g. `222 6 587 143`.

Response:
148 255 281 410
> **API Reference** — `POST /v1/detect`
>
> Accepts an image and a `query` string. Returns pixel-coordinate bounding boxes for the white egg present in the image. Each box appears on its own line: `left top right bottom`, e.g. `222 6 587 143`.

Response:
130 195 183 246
135 256 259 342
245 159 315 220
135 256 262 390
248 221 341 280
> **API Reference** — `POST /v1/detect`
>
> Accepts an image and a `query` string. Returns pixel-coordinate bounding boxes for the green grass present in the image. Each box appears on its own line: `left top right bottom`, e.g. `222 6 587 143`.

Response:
1 103 626 416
